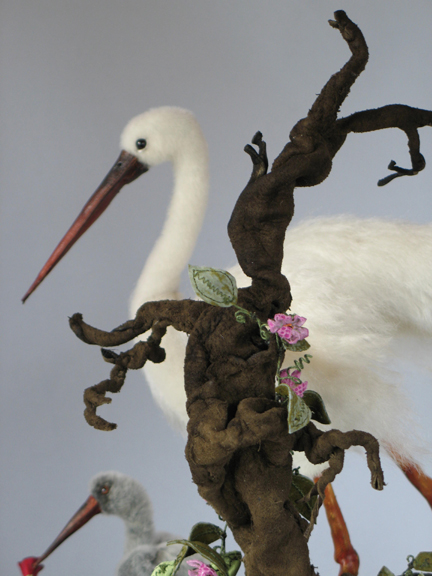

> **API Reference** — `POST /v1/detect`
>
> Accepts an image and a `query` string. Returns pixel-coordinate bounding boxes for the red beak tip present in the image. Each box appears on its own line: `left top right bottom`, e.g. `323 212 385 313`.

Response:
18 557 44 576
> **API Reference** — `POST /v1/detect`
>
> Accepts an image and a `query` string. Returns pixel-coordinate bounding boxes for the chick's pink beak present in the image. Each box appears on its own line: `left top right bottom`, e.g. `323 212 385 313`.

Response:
19 494 102 574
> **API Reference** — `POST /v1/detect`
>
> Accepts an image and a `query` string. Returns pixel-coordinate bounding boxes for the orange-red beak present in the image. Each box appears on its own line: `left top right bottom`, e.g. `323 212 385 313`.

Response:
22 150 148 303
19 494 102 574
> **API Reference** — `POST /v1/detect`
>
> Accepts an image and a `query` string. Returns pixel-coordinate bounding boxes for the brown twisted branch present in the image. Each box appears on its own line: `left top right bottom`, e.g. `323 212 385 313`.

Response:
83 321 168 430
67 10 432 576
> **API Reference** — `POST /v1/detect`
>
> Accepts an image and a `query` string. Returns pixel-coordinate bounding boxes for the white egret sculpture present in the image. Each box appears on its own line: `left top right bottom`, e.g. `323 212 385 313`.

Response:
23 471 189 576
23 107 432 574
117 109 431 485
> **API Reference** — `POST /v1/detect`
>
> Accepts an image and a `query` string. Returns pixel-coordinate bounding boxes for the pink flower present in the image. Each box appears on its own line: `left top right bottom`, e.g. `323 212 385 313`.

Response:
280 368 308 397
187 560 218 576
18 557 44 576
267 314 308 344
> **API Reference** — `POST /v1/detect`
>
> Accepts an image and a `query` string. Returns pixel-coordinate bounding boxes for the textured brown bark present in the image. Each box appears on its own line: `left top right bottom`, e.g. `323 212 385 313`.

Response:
69 11 431 576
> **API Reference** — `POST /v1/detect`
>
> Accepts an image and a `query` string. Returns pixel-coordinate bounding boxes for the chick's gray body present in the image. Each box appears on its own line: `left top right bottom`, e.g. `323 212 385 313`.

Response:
90 472 187 576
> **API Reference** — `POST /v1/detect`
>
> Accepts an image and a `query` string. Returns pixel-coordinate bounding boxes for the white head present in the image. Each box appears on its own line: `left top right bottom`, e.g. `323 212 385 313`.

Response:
22 105 210 305
120 106 206 168
22 106 208 303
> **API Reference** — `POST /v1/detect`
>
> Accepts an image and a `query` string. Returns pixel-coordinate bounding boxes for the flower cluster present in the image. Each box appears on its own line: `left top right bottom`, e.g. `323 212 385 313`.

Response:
267 313 310 399
187 560 218 576
267 314 308 344
279 368 308 397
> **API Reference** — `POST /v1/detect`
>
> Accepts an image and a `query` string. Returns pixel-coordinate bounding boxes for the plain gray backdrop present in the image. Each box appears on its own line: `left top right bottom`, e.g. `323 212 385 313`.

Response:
1 2 432 575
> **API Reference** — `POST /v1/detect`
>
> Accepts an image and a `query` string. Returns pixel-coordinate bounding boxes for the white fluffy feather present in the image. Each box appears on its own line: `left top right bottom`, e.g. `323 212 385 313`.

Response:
124 107 431 478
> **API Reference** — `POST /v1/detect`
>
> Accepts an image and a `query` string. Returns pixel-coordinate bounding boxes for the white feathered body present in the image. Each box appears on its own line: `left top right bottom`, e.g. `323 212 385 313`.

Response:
134 216 432 476
121 106 431 479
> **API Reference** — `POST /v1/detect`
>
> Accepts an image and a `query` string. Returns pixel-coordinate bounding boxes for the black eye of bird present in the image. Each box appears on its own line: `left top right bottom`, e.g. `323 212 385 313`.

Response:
136 139 147 150
100 485 110 495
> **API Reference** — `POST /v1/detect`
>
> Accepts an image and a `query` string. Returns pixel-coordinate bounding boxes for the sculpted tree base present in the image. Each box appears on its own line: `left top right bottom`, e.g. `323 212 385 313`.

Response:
69 11 431 576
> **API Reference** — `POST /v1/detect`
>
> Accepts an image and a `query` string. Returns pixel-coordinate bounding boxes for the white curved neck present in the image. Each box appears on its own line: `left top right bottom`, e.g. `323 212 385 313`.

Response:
130 141 209 313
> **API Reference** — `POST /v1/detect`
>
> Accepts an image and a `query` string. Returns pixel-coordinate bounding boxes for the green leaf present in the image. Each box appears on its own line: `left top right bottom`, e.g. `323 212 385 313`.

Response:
303 390 331 425
167 541 189 576
413 552 432 572
151 561 177 576
275 383 290 397
289 473 317 521
189 522 225 545
287 388 311 433
377 567 395 576
284 339 310 352
221 551 242 576
189 266 238 307
190 542 229 576
190 542 228 576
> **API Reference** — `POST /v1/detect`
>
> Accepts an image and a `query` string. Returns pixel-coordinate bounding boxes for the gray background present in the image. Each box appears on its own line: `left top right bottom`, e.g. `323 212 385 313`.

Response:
1 2 432 575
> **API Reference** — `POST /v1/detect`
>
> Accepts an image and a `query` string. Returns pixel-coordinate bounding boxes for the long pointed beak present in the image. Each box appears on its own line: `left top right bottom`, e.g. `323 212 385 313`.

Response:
22 150 148 303
29 494 102 571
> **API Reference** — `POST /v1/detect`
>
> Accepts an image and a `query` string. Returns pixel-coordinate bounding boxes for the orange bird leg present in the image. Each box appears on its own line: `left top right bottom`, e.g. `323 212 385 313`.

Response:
384 444 432 509
321 482 360 576
399 463 432 509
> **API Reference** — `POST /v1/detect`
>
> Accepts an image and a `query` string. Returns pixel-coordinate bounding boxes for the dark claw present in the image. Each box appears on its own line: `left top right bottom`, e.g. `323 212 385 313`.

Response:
244 144 258 161
101 348 119 364
329 10 348 29
244 131 268 180
252 132 268 171
69 313 90 343
251 131 263 146
387 159 417 175
328 11 355 42
377 158 423 186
